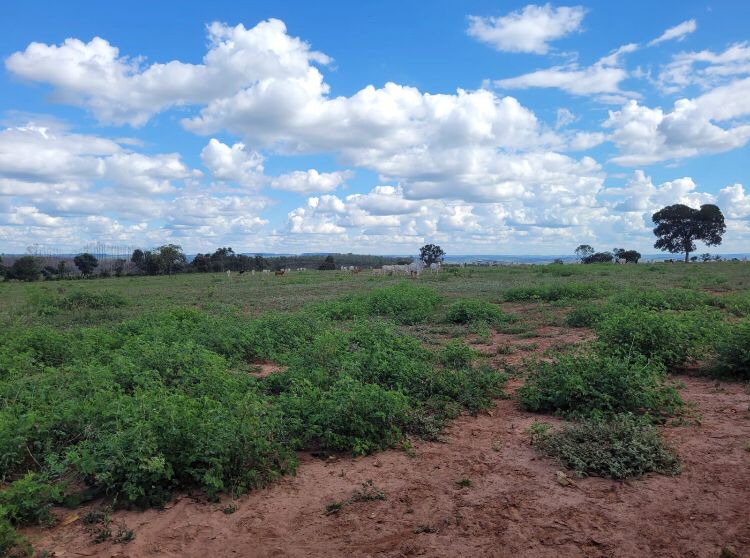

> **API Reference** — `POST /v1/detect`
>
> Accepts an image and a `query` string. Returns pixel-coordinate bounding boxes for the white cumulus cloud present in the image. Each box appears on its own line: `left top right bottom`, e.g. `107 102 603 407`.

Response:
467 4 585 54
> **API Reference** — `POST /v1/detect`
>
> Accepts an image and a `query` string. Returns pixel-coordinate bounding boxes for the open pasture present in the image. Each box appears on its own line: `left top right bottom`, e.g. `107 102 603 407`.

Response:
1 262 749 557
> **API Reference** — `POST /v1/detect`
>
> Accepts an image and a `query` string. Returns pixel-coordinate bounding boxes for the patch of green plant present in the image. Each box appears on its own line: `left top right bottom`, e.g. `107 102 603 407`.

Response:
445 299 513 326
564 303 609 328
504 281 609 302
718 290 750 317
0 517 31 557
529 414 680 479
56 291 128 311
715 319 750 380
438 340 476 369
594 307 719 368
518 352 682 419
0 473 63 527
610 287 714 311
316 283 441 324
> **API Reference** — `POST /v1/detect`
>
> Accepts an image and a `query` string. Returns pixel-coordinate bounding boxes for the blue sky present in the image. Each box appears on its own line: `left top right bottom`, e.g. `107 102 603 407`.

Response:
1 1 749 255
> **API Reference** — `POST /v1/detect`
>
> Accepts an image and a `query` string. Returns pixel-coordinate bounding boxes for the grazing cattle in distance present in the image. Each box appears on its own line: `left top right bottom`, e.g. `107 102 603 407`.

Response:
350 267 360 275
429 263 441 273
275 270 286 276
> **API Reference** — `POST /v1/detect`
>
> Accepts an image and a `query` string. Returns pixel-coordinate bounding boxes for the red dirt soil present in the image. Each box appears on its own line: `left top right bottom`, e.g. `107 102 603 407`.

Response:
26 374 750 558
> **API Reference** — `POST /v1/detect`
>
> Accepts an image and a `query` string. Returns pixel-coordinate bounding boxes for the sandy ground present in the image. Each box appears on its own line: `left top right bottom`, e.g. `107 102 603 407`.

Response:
24 327 750 558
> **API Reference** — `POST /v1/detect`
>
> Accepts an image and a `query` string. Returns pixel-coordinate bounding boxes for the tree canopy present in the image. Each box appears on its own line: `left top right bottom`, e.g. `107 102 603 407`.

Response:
652 204 725 263
73 253 99 276
9 256 41 281
419 244 445 266
318 255 336 270
574 245 594 262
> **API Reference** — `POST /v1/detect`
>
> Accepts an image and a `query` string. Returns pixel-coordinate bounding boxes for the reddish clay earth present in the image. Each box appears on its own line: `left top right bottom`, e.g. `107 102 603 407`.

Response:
24 329 750 558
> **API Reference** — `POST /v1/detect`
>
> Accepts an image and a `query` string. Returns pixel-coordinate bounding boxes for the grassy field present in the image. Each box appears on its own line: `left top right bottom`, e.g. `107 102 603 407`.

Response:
1 262 749 555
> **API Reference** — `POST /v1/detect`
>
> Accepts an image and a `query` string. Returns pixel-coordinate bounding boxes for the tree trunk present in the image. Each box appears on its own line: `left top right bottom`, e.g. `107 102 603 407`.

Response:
684 250 690 263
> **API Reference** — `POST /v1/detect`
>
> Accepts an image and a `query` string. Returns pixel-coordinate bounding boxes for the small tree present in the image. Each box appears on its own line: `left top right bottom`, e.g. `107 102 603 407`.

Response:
154 244 186 275
10 256 41 281
652 204 726 263
0 256 5 280
701 253 712 262
620 250 641 264
420 244 445 266
253 255 266 271
57 260 68 278
575 244 594 262
74 253 99 277
113 259 126 277
131 249 145 273
318 255 336 270
583 252 614 264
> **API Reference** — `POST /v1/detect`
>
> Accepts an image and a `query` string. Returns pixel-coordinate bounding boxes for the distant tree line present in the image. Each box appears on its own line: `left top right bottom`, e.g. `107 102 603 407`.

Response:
573 245 642 264
0 247 413 282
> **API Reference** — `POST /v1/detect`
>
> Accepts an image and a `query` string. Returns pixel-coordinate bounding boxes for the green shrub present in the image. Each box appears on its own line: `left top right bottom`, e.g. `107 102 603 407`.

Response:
610 288 713 311
0 473 62 527
595 307 716 368
56 291 127 311
438 340 475 369
316 283 441 324
518 352 682 419
719 290 750 317
716 319 750 379
504 282 608 302
445 299 513 325
0 517 30 557
280 375 411 456
530 415 680 479
564 303 608 328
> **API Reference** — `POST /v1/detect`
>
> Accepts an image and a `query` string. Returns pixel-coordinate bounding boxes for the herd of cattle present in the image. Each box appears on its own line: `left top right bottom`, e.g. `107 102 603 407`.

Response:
229 262 441 278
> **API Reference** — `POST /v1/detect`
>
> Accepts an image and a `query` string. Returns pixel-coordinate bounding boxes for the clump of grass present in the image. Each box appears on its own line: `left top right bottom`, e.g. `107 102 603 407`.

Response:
529 415 680 479
445 299 513 326
518 352 682 419
455 478 472 488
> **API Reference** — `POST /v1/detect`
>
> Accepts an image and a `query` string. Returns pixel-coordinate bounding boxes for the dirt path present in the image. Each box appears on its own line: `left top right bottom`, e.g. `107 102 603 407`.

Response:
27 374 750 558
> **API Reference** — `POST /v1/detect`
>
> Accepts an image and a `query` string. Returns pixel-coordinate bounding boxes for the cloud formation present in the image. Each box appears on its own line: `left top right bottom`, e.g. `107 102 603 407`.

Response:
467 4 585 54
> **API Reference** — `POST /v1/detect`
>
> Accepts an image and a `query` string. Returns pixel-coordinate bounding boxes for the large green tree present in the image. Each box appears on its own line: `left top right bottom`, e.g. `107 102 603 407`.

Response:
652 204 725 263
419 244 445 266
73 253 99 276
154 244 187 275
9 256 41 281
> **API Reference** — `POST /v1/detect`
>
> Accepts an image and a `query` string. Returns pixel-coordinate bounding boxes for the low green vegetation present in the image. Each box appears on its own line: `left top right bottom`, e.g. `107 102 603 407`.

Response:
716 319 750 379
594 307 717 368
518 352 682 419
0 282 507 551
1 260 748 551
530 416 681 479
504 281 609 302
445 299 513 326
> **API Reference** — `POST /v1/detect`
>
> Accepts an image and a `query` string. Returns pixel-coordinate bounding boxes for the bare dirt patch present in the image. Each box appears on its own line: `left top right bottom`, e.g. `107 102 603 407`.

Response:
248 361 287 378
